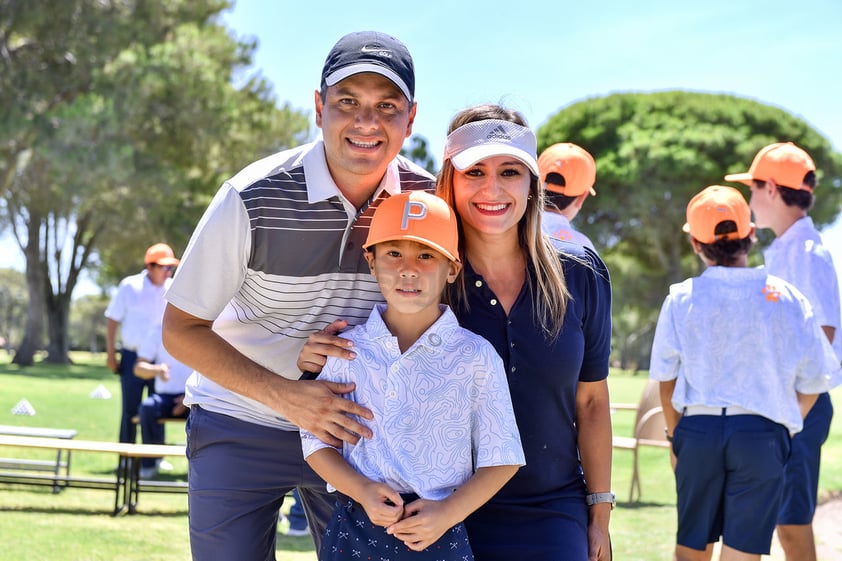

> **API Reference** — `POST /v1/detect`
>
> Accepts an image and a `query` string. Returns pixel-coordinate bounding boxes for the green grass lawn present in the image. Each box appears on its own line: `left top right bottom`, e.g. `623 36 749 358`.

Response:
1 354 840 560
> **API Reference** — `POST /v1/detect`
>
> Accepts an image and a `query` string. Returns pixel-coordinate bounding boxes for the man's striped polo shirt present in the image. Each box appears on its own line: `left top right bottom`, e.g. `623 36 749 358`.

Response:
167 139 434 430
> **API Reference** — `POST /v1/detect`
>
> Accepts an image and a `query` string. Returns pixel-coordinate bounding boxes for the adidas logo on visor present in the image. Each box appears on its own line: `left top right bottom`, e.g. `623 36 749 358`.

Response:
486 125 511 141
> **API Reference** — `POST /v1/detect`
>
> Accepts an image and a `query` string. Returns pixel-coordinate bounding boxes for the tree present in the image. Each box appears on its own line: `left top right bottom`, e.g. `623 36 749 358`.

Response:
401 134 437 174
0 268 27 353
69 294 109 352
537 91 842 368
1 0 311 365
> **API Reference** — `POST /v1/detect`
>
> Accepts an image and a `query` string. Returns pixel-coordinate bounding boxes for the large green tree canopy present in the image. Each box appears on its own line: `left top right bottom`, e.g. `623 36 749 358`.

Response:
1 0 310 364
537 91 842 368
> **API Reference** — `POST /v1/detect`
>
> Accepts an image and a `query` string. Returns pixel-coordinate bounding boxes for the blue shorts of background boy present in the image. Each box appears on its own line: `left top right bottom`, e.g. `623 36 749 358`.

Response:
674 414 790 554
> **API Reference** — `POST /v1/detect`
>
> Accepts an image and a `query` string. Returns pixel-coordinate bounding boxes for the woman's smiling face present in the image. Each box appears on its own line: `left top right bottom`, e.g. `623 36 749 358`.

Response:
452 155 531 238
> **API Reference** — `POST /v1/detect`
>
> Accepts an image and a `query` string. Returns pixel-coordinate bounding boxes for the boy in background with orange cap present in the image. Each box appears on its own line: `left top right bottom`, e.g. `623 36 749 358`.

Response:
538 142 598 251
726 142 841 561
650 185 840 561
300 191 524 561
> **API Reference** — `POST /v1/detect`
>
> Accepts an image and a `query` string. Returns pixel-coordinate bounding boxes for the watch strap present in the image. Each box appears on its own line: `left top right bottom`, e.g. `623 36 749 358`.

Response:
585 492 616 507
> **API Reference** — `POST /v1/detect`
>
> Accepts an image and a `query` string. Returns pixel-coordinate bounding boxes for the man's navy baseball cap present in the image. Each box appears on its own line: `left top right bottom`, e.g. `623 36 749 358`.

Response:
321 31 415 102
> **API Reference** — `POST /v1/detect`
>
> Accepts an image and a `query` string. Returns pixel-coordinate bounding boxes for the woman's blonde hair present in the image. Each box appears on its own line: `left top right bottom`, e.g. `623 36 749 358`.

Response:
437 104 569 339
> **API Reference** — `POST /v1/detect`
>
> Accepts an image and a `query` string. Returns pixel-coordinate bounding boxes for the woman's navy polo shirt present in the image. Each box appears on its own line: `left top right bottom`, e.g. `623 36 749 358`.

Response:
449 241 612 501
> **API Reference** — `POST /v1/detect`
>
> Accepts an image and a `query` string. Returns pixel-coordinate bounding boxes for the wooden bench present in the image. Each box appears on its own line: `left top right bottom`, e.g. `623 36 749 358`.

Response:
0 434 186 515
0 425 78 493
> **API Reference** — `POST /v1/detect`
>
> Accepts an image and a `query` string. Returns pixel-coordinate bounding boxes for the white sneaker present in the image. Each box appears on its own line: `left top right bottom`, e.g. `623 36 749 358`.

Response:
158 459 174 472
139 465 159 479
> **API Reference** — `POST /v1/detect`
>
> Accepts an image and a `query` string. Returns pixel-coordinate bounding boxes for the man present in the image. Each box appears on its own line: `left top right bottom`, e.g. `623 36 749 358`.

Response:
538 142 598 251
105 242 179 443
162 31 434 560
726 142 841 561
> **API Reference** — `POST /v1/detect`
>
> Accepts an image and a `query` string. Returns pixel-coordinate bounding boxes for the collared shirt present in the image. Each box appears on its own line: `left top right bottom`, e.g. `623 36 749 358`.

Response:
104 270 170 351
137 323 193 395
650 266 841 433
166 139 434 430
541 211 596 252
300 304 525 501
764 216 842 361
452 241 612 501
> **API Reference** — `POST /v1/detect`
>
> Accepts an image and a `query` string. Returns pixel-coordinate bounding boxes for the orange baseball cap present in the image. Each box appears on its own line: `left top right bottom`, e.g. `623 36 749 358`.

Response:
724 142 815 191
683 185 753 244
364 191 460 262
538 143 597 197
144 243 180 266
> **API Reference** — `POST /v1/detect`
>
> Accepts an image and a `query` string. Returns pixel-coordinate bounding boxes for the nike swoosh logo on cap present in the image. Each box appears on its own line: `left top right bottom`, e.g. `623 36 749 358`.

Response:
360 45 392 56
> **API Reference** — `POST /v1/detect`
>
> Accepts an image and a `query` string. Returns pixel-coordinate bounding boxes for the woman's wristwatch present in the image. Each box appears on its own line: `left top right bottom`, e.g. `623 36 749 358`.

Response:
585 492 616 509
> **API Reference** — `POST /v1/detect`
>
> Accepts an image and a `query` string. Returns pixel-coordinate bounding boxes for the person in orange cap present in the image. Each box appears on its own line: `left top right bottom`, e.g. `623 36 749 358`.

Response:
726 142 841 561
105 242 179 444
300 190 524 560
650 185 839 561
538 142 598 252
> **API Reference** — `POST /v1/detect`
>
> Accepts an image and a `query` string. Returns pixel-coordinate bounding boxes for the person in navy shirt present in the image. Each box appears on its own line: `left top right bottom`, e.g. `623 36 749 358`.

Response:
432 104 613 561
299 105 614 561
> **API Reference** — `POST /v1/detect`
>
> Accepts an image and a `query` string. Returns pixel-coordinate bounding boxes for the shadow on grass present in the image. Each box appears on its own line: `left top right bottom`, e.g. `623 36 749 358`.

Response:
617 500 672 510
0 361 113 382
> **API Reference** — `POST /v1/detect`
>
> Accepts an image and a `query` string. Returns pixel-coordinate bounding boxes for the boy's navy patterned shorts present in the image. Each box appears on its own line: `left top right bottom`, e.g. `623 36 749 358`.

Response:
319 494 474 561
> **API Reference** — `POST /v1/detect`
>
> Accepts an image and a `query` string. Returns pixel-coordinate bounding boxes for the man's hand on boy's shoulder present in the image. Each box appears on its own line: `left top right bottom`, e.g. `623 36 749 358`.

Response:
297 319 356 374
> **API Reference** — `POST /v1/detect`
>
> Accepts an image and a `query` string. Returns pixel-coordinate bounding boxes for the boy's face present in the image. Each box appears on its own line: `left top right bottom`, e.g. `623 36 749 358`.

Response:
365 240 460 319
315 73 416 193
748 180 775 228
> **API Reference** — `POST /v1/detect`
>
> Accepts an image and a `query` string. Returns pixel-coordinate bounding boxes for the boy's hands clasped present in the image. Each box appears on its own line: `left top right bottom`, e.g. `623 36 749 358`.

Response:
386 497 461 552
357 482 405 527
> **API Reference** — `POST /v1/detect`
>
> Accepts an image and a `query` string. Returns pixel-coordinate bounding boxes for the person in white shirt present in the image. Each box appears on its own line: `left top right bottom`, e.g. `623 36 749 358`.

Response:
300 191 524 560
650 185 840 561
104 243 178 444
538 142 598 252
162 31 434 560
726 142 841 561
133 322 192 479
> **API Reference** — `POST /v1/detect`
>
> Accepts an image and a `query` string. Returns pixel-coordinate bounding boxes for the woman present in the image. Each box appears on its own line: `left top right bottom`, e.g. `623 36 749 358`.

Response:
298 104 613 561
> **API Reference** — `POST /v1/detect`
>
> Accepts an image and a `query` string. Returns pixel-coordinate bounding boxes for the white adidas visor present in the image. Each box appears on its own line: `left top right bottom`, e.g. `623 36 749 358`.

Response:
443 119 539 176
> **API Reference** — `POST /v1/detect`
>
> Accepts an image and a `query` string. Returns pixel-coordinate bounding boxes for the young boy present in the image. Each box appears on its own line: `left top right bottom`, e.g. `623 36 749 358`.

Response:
133 322 192 479
538 142 598 251
649 185 840 561
300 190 525 560
726 142 841 561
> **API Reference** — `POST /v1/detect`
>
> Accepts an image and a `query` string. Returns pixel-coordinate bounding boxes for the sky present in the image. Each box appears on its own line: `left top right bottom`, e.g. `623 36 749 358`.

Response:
2 0 841 296
218 0 842 268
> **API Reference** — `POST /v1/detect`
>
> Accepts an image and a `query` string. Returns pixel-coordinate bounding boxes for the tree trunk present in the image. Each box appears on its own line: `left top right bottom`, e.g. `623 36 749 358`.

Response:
12 219 46 366
45 291 72 364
